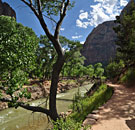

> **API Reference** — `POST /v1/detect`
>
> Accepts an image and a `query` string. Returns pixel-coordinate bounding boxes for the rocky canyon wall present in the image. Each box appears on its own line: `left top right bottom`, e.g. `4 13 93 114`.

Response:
0 0 16 18
81 21 117 65
81 0 134 66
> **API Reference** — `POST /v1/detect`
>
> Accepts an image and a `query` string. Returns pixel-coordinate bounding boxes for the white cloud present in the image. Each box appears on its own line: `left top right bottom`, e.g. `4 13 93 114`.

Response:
79 12 88 20
76 19 90 28
76 0 129 28
120 0 128 6
80 10 84 13
60 28 65 31
80 41 85 44
72 35 82 39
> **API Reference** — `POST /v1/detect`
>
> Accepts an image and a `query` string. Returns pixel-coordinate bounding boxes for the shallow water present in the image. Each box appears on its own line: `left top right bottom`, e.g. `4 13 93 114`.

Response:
0 84 92 130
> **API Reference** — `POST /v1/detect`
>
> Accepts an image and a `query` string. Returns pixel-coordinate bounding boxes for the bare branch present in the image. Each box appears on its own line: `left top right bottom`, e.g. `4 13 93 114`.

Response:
21 0 64 57
37 0 42 15
54 0 70 39
0 98 50 115
19 103 50 115
21 0 39 17
60 0 65 16
43 14 57 24
20 0 54 43
28 0 32 5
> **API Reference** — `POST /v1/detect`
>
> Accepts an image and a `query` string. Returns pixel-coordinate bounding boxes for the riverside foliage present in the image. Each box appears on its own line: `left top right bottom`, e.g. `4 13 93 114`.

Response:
106 1 135 82
0 16 38 107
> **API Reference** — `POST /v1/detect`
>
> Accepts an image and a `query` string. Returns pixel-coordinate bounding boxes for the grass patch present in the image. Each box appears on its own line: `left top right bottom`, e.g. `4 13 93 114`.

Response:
70 84 114 122
53 118 83 130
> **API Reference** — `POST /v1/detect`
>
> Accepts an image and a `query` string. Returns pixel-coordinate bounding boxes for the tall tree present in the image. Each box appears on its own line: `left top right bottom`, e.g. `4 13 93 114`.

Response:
114 1 135 68
0 16 38 108
32 35 81 80
10 0 74 121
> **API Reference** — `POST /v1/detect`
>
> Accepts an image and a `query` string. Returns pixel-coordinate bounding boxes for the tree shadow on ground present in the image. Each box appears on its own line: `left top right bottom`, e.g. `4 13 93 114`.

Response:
126 119 135 130
97 84 135 121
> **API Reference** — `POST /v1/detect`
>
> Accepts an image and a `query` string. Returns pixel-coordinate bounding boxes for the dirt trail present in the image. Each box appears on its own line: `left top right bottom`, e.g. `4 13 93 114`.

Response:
92 83 135 130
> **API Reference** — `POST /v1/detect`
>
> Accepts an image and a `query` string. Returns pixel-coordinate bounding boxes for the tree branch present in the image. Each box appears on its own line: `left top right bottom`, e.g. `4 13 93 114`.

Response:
28 0 32 5
21 0 39 17
0 98 50 115
21 0 65 56
19 103 50 115
43 14 57 24
54 0 70 39
37 0 42 15
21 0 53 40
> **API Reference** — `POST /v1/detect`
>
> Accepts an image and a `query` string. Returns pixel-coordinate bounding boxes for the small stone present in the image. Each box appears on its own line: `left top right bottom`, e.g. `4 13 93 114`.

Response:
92 110 99 114
68 109 72 112
86 114 99 120
98 106 104 110
83 118 96 126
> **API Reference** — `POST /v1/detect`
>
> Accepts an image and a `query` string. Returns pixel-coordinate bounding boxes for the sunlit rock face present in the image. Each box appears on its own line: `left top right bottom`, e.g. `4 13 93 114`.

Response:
81 0 134 66
0 0 16 18
81 21 117 66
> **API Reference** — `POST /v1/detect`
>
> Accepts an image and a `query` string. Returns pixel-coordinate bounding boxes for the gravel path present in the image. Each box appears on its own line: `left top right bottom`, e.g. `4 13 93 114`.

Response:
92 84 135 130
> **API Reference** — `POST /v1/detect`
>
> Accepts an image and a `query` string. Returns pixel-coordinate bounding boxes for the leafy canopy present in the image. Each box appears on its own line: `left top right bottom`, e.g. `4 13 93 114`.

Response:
114 2 135 66
0 16 38 106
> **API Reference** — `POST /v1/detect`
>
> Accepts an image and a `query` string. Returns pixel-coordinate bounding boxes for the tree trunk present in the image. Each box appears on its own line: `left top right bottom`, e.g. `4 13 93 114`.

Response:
49 55 65 121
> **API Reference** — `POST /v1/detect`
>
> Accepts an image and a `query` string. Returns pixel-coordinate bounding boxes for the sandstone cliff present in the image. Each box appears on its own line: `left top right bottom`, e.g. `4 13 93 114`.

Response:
81 21 117 65
81 0 134 66
0 0 16 18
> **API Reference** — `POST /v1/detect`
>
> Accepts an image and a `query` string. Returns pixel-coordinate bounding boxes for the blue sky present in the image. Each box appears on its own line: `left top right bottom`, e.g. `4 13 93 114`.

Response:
3 0 129 44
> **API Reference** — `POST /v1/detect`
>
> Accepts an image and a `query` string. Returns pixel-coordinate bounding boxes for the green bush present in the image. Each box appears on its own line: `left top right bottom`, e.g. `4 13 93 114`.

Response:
106 60 125 79
70 84 113 122
53 118 82 130
120 68 135 86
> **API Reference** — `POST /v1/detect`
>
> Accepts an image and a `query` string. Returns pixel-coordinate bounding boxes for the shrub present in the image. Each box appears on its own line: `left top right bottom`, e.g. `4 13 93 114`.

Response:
70 84 113 122
53 118 82 130
120 68 135 86
106 60 125 79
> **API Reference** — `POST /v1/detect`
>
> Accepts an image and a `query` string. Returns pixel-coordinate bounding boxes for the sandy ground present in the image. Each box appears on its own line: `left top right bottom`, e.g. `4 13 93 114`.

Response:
92 83 135 130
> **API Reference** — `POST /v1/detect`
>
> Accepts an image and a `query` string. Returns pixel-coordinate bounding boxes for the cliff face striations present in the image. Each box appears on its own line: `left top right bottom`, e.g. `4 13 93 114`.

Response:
0 0 16 18
81 0 134 66
81 21 117 65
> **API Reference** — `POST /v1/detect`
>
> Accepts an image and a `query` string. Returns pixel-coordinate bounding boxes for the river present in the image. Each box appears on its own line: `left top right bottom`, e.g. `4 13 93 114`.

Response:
0 84 92 130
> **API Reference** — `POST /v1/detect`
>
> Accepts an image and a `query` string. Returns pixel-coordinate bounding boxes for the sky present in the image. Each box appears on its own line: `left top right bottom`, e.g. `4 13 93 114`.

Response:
3 0 129 44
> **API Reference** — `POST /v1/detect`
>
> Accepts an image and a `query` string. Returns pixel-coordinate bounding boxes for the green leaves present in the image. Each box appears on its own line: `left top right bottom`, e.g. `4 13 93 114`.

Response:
94 63 104 79
0 16 38 104
114 2 135 65
106 60 125 79
39 0 75 16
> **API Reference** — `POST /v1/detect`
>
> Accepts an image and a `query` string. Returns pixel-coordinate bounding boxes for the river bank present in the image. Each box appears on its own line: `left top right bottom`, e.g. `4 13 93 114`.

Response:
0 79 90 111
0 83 92 130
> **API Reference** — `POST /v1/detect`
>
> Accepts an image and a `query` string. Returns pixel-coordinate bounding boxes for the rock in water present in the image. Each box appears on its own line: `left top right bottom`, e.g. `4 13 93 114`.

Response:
0 0 16 18
81 21 117 66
